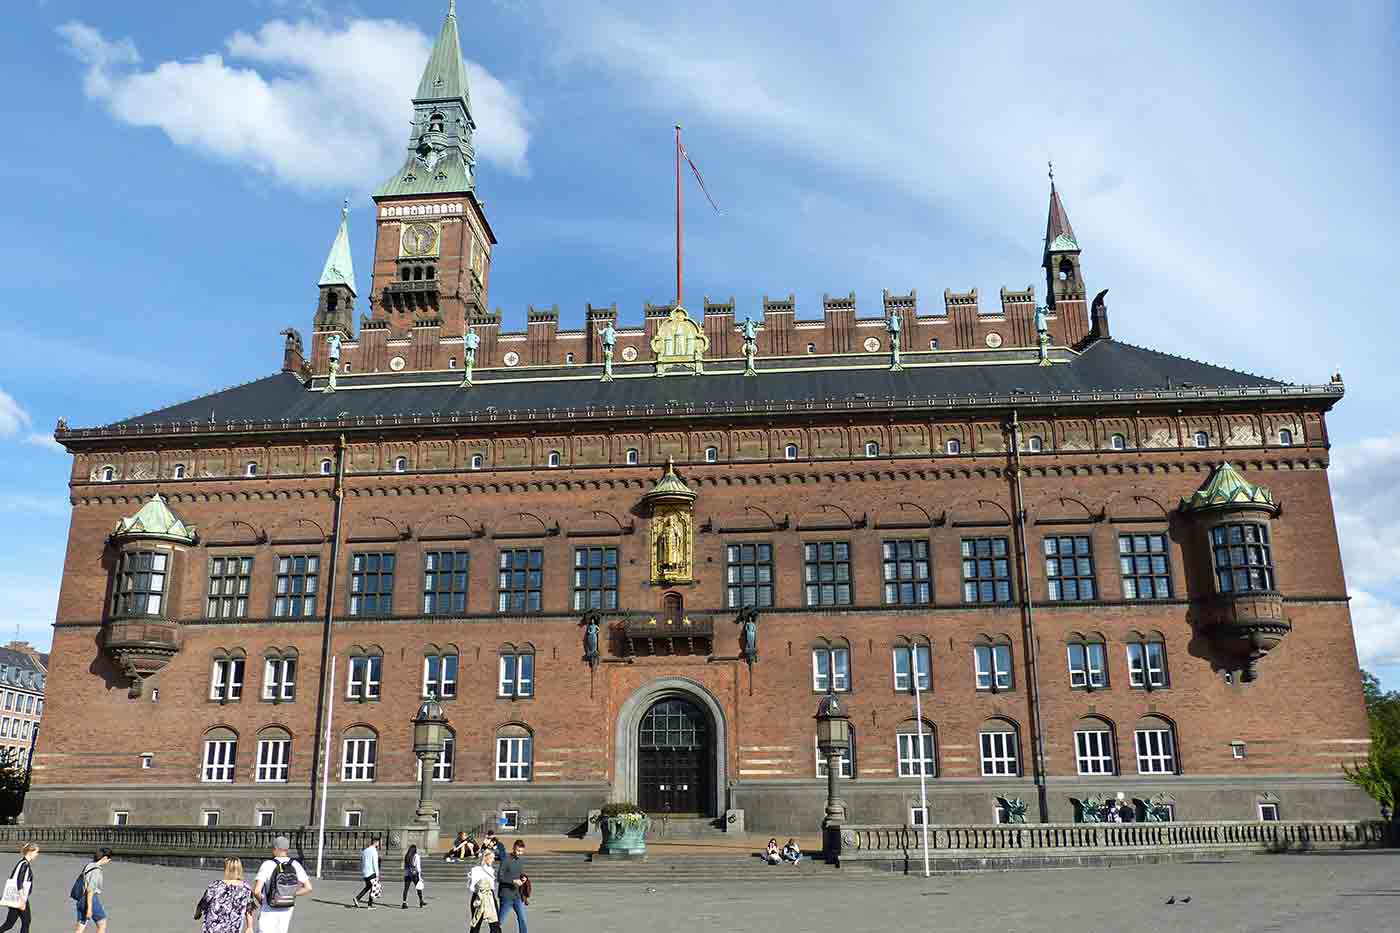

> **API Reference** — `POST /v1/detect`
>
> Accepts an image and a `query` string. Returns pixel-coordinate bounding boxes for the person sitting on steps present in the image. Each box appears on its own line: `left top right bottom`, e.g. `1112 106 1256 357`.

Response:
764 839 781 865
781 839 802 865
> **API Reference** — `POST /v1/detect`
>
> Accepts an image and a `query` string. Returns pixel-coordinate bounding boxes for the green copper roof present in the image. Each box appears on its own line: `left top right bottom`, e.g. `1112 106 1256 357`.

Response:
416 1 471 107
1047 232 1080 252
318 201 356 295
643 458 697 503
1179 462 1277 513
114 493 197 543
374 151 474 198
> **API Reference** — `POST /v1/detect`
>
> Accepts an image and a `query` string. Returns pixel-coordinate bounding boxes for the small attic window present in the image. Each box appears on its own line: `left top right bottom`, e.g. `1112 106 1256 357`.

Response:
320 459 333 475
100 466 115 482
930 339 940 350
807 343 816 354
1110 433 1126 451
566 352 575 365
864 441 879 458
1193 431 1210 448
625 448 639 465
343 363 352 373
704 446 718 463
784 444 798 461
394 456 408 473
470 454 483 470
244 462 258 477
1026 436 1043 453
449 357 457 369
945 439 962 455
1278 428 1293 446
173 464 187 480
547 451 561 468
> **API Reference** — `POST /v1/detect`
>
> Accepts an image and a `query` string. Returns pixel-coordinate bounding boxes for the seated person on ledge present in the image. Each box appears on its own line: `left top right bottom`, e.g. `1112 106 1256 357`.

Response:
781 839 802 864
765 839 781 864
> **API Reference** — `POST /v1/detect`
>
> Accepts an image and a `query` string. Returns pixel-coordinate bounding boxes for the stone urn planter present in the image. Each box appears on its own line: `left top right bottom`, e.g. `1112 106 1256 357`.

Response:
595 803 650 856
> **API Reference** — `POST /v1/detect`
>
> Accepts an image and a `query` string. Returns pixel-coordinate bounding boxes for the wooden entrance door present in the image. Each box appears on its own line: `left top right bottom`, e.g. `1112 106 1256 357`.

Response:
637 698 708 815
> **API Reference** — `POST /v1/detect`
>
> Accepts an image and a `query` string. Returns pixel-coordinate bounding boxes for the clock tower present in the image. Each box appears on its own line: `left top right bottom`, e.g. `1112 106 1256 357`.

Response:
368 0 496 340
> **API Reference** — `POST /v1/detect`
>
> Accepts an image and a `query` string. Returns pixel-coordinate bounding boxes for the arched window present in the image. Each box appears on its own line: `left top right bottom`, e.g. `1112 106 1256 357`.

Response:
1026 435 1043 453
1066 633 1107 689
320 458 333 475
449 357 457 369
393 456 408 473
422 645 459 699
663 592 684 623
428 111 445 133
1073 716 1117 776
1110 433 1127 450
418 726 456 783
807 343 816 354
343 362 351 373
864 441 879 458
208 649 246 703
1126 631 1169 689
979 718 1020 776
547 451 561 468
945 438 962 455
784 444 798 461
346 646 383 701
262 647 297 702
245 462 258 477
1134 715 1179 775
426 265 435 280
1058 258 1075 282
495 723 533 781
327 291 339 312
811 637 851 693
891 637 931 692
929 339 940 350
201 727 238 783
1193 431 1209 448
100 466 115 482
625 448 639 465
704 446 718 463
470 454 483 470
973 635 1013 692
255 726 291 783
1278 428 1293 446
498 644 534 698
341 725 378 782
173 463 187 479
565 352 575 365
896 719 937 777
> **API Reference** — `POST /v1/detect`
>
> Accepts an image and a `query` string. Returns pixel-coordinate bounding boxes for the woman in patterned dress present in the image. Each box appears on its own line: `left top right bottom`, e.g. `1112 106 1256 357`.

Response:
194 858 254 933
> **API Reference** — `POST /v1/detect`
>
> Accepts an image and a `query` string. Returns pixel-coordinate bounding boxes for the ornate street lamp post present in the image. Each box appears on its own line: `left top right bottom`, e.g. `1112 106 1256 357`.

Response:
815 691 851 862
412 693 449 827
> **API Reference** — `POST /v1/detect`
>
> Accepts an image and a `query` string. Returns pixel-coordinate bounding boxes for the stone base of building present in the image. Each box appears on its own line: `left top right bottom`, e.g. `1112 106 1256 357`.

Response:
22 776 1376 835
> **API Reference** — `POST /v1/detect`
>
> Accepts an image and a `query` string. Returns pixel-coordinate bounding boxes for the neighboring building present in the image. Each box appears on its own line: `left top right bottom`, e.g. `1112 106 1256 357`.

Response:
30 3 1370 832
0 643 47 775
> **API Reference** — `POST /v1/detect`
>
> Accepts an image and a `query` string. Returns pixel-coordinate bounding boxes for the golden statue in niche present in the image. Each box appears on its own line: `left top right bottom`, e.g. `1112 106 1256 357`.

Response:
643 458 696 583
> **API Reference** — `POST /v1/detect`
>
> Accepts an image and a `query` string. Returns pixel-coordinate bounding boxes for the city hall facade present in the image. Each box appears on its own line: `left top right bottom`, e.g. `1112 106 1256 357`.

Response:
31 4 1372 833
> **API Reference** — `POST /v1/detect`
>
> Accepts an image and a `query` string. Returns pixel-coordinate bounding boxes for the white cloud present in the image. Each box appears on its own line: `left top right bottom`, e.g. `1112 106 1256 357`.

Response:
57 16 529 191
0 389 32 439
23 433 65 454
1331 434 1400 669
1351 589 1400 668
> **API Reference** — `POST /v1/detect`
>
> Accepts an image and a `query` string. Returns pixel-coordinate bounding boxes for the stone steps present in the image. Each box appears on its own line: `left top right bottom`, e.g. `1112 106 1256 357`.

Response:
337 853 857 884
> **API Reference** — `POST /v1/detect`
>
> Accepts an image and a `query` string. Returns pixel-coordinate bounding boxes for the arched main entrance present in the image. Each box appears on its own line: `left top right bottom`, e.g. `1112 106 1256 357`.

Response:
638 698 709 814
614 678 727 817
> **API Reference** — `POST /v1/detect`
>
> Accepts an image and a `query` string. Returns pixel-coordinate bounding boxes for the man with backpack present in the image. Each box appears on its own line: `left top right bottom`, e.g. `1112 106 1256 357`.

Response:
252 837 311 933
71 848 112 933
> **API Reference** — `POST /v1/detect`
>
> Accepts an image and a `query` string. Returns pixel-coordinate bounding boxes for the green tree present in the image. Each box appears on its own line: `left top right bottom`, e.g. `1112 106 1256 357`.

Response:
1346 671 1400 818
0 753 27 822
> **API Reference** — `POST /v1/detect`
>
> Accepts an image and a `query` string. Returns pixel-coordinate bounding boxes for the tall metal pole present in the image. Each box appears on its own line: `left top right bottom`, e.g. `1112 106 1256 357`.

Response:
308 434 347 827
675 123 683 307
909 645 931 877
1010 410 1050 822
315 654 336 879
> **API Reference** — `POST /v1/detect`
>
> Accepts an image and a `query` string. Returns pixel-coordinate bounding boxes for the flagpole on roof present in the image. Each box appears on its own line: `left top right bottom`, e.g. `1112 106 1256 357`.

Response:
675 123 683 308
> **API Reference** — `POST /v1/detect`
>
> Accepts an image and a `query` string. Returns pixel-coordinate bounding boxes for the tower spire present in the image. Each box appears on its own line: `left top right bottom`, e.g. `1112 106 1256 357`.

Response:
318 198 356 296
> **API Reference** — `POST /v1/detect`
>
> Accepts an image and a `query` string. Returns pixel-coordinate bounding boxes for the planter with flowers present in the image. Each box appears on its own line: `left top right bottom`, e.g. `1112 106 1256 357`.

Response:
594 802 650 856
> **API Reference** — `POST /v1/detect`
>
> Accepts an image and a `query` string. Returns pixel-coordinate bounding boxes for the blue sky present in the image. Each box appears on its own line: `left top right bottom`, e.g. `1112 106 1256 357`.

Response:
2 1 1397 683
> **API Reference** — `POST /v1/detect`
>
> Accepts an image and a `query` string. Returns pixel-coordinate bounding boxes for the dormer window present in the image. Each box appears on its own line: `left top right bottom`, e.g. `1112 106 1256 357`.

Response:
245 462 258 477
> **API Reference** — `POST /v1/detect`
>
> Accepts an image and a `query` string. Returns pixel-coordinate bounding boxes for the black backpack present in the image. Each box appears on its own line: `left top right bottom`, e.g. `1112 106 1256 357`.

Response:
265 859 302 909
69 866 96 901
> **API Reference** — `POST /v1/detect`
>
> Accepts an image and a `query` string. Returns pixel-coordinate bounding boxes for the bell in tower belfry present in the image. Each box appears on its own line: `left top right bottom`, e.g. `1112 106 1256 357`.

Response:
315 199 356 336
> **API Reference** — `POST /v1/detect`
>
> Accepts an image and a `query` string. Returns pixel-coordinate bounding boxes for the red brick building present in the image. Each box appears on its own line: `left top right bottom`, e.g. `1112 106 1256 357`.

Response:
30 5 1372 832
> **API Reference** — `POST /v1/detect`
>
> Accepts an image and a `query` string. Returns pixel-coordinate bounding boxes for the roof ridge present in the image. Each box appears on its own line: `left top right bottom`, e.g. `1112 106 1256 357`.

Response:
1096 339 1289 386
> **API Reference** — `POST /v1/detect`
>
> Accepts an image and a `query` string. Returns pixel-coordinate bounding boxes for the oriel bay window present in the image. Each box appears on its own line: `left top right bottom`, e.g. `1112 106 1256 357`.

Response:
1067 635 1108 689
498 548 543 613
348 552 395 616
1211 523 1276 593
1044 535 1097 601
882 539 931 605
262 649 297 702
209 650 245 703
422 648 459 699
1127 633 1169 689
113 550 168 616
255 728 291 783
572 546 619 610
498 646 534 698
201 728 238 783
346 648 383 701
811 640 851 692
206 555 252 619
495 725 533 781
973 637 1013 691
726 543 774 609
423 551 470 615
341 727 378 782
274 555 319 618
804 541 853 606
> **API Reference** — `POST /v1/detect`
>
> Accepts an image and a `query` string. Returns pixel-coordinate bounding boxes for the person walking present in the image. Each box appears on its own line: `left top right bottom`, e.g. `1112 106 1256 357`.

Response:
194 858 254 933
496 840 528 933
400 844 425 909
467 849 500 933
71 848 112 933
0 843 39 933
251 837 311 933
351 838 380 910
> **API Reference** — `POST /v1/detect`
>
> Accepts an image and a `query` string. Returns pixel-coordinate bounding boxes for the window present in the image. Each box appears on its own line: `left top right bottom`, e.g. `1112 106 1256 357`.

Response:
625 448 639 465
262 655 296 702
1067 639 1107 689
1232 741 1248 759
930 339 940 350
1044 535 1096 601
897 726 936 777
393 456 407 473
140 753 153 770
1110 433 1126 450
111 811 130 826
202 811 220 827
945 438 961 455
341 730 378 782
882 539 930 605
319 458 332 475
498 549 544 613
1193 431 1209 448
892 643 931 692
980 722 1019 776
245 461 258 477
113 550 168 616
1075 720 1116 775
961 537 1011 603
910 806 928 826
209 655 245 702
449 358 457 369
1135 719 1178 774
274 555 319 618
173 463 187 479
423 652 459 699
1127 636 1169 689
348 552 395 616
705 446 718 462
1278 428 1293 446
256 731 291 783
784 444 799 460
1119 533 1172 600
804 541 852 606
347 653 382 700
343 810 363 827
865 441 879 457
974 642 1013 691
498 810 520 831
257 810 276 827
1258 802 1280 822
471 454 484 470
573 546 619 610
498 650 534 698
496 731 533 781
201 729 237 783
728 540 772 607
814 732 855 778
423 551 469 615
100 466 115 482
418 734 456 783
206 556 252 619
1211 523 1275 593
811 644 850 692
1026 435 1043 453
565 352 575 365
547 451 561 468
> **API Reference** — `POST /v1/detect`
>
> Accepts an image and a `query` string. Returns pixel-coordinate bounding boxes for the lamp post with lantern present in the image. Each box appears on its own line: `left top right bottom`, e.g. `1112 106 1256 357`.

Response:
412 693 449 830
815 691 852 862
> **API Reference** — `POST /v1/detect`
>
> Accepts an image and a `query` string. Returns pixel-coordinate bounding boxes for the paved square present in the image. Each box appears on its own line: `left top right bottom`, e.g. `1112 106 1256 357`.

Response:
21 851 1400 932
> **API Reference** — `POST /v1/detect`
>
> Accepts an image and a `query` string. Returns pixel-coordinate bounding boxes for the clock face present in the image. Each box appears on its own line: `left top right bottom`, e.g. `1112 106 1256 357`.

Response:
985 332 1004 348
401 222 439 258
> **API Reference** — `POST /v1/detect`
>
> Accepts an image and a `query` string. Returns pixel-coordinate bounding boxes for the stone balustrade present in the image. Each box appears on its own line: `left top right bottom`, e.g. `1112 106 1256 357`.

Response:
0 825 396 860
